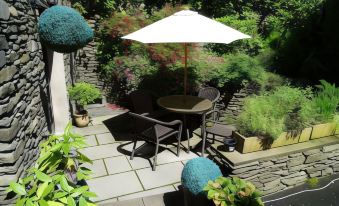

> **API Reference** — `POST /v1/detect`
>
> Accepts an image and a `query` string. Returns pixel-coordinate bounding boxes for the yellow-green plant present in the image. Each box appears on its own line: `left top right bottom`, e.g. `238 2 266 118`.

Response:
306 177 319 188
7 123 97 206
204 176 264 206
68 82 101 111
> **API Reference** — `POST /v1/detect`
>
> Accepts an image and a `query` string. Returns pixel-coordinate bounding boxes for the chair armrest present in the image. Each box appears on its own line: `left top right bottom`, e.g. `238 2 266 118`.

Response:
129 112 182 127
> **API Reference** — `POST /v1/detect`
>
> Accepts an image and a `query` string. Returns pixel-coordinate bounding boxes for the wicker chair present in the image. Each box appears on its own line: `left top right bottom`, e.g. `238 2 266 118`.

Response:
129 112 183 171
203 109 236 144
198 87 220 111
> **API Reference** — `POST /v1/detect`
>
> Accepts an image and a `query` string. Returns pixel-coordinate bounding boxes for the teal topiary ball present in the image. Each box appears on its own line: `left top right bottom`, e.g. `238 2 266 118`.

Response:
181 157 222 195
38 6 93 53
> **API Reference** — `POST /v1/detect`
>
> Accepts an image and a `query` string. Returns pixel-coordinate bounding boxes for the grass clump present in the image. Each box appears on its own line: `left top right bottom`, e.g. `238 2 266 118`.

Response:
306 177 319 188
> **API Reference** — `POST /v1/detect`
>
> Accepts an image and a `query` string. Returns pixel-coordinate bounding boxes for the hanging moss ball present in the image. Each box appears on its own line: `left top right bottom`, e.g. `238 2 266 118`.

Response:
38 6 93 53
181 157 222 195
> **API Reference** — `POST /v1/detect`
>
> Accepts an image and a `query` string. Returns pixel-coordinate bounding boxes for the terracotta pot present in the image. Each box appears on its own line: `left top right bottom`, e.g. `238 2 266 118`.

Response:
73 111 89 127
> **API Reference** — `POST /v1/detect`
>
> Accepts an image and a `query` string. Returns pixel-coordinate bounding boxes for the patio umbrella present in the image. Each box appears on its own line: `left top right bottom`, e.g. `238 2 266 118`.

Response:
122 10 250 95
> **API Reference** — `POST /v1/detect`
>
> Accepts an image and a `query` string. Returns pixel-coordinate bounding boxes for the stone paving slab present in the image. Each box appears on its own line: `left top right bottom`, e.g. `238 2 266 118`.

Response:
83 159 108 178
105 156 132 175
97 133 115 145
87 171 143 202
118 185 175 201
136 162 184 190
99 198 144 206
74 124 110 136
85 135 98 147
81 143 122 160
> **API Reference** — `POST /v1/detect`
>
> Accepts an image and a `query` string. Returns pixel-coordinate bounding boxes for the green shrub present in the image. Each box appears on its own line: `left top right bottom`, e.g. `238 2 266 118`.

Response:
300 80 339 124
237 86 311 140
204 176 264 206
306 177 319 188
207 11 265 56
7 123 97 206
38 6 93 53
68 83 101 110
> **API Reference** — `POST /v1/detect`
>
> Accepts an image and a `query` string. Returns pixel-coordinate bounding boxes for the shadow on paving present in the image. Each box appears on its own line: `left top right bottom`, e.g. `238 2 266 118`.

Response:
263 173 339 206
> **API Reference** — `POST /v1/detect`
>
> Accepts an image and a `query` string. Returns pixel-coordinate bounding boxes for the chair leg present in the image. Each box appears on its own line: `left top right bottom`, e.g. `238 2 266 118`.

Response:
177 133 181 157
212 134 215 144
130 138 137 160
186 128 190 153
153 141 160 171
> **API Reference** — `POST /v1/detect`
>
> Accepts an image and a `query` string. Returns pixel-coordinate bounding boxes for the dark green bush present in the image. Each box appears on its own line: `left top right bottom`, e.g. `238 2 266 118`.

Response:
38 6 93 53
68 82 101 110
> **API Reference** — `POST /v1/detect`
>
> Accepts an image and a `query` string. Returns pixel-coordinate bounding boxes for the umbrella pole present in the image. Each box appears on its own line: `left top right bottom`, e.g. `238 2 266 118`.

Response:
184 43 188 96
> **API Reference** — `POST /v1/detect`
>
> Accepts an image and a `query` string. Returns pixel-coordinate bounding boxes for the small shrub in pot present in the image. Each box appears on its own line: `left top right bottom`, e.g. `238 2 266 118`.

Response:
68 82 101 127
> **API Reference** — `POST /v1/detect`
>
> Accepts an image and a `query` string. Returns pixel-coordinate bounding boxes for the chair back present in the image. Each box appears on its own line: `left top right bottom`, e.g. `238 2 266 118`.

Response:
129 90 155 114
129 112 155 134
198 87 220 107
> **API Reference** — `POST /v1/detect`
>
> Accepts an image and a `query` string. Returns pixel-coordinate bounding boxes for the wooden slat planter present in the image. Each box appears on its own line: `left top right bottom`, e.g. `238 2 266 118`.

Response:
310 122 337 139
233 123 338 154
233 131 301 153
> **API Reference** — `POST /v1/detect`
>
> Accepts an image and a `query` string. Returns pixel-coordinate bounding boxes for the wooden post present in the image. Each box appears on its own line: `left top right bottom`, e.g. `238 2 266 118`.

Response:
184 43 188 96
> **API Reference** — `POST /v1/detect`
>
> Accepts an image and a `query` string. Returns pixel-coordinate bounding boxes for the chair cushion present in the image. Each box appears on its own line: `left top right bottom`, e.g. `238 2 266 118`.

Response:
206 123 236 137
142 124 176 140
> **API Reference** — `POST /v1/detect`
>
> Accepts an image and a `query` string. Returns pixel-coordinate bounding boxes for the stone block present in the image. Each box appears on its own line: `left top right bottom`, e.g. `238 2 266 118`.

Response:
0 0 10 20
305 153 328 164
303 149 321 156
0 50 6 68
0 139 25 164
321 167 333 176
8 6 17 16
281 174 307 186
322 144 339 153
0 35 8 50
20 53 30 63
287 156 306 167
0 65 17 82
309 171 321 178
0 118 20 142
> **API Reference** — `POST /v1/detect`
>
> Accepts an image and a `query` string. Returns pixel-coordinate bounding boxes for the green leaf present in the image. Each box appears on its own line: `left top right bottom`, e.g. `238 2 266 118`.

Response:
62 143 70 155
53 192 68 199
15 198 27 206
23 175 34 185
37 182 49 198
70 186 89 197
67 196 76 206
59 197 68 204
39 199 49 206
79 197 88 206
36 171 52 182
9 182 27 196
60 176 73 192
77 151 93 164
82 191 98 198
42 182 55 198
28 183 38 196
26 199 35 206
47 201 64 206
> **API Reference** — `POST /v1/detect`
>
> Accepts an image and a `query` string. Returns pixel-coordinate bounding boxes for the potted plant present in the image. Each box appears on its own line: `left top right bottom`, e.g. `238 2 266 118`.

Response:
68 82 101 127
204 176 264 206
6 123 97 205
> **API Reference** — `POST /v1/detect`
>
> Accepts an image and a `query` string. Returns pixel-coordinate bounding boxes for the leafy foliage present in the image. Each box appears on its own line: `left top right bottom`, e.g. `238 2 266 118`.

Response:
237 86 312 140
38 6 93 53
204 176 264 206
181 157 222 195
208 11 264 56
7 124 97 206
68 82 101 109
300 80 339 124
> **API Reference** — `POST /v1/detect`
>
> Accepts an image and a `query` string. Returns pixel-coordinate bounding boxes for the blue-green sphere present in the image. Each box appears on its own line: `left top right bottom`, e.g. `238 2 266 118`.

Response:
181 157 222 195
38 6 93 53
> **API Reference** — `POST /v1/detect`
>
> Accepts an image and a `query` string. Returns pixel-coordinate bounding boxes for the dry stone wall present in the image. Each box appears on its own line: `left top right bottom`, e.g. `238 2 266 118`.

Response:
210 143 339 195
0 0 49 203
74 15 104 92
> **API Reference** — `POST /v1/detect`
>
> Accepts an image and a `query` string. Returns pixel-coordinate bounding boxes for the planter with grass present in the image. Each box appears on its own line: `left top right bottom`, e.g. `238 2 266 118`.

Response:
68 82 101 127
234 82 338 153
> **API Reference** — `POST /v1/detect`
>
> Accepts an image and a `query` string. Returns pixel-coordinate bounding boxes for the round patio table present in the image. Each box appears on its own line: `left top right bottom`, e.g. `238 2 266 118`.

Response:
157 95 213 156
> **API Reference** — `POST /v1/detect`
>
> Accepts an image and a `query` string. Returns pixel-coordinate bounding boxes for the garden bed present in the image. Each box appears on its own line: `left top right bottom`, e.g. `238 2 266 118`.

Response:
234 122 338 154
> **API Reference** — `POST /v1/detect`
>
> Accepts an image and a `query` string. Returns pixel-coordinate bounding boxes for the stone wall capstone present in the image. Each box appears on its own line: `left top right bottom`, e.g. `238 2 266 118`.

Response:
0 0 49 204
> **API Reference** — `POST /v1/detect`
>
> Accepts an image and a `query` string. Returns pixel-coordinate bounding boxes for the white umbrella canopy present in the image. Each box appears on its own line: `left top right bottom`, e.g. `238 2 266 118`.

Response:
122 10 250 43
122 10 250 95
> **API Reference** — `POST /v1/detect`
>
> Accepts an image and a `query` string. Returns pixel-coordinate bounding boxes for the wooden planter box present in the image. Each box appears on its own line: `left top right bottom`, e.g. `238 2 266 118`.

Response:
233 131 301 153
310 122 337 139
233 122 337 154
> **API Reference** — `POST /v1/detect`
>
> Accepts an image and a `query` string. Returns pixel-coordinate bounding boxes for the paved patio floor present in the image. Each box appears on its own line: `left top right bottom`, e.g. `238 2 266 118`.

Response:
73 107 201 204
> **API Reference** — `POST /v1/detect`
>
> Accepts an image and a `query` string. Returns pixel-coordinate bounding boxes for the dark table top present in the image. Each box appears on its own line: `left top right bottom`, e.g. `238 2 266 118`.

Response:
157 95 212 114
